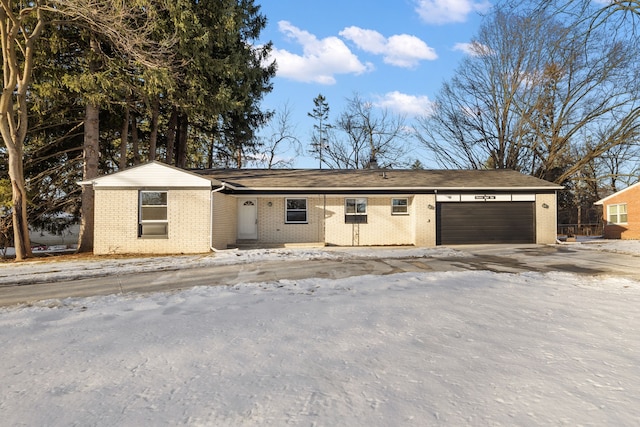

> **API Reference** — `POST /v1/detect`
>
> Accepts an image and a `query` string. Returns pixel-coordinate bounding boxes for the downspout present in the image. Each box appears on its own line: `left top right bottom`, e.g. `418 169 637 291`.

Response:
210 183 227 252
323 193 327 245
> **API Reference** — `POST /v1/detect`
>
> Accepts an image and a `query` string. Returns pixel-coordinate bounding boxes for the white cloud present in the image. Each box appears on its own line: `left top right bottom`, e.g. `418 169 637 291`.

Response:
453 41 492 56
415 0 492 24
373 91 435 116
340 26 437 68
270 21 373 85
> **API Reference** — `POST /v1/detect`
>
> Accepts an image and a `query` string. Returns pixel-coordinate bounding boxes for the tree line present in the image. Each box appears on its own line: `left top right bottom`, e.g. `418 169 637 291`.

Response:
1 0 275 260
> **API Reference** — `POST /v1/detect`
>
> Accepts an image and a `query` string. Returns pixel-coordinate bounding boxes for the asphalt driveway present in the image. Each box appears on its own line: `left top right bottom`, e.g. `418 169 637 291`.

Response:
0 244 638 307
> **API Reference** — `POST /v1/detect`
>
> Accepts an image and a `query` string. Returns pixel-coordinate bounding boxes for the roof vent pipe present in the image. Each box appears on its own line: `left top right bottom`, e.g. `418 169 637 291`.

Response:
368 156 379 169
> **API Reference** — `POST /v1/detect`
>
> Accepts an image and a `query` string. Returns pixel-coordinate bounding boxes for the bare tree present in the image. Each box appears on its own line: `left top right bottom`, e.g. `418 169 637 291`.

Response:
324 93 410 169
415 8 640 186
525 0 640 37
250 103 300 169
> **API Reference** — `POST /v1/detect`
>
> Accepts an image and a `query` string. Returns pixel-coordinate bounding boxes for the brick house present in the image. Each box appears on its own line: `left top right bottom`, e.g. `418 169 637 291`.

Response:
594 181 640 240
80 162 562 255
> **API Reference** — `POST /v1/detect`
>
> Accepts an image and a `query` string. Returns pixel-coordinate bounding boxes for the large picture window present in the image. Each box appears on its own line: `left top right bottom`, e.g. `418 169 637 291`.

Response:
286 198 307 223
607 203 627 224
345 198 367 223
139 191 168 237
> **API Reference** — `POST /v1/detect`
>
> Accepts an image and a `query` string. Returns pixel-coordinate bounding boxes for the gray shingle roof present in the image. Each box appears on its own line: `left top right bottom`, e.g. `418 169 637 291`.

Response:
195 169 562 191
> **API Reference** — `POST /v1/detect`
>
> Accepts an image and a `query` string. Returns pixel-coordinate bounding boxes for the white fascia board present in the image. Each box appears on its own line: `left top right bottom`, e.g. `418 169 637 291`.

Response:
224 186 563 192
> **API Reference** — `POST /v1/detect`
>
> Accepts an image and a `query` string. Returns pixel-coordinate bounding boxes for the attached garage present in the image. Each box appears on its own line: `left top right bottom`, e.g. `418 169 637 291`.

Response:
436 194 537 245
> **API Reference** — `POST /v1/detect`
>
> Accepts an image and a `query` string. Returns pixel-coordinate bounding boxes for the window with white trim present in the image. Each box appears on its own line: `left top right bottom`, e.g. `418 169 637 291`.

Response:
607 203 627 224
139 191 168 238
286 198 307 223
345 198 367 223
392 198 408 214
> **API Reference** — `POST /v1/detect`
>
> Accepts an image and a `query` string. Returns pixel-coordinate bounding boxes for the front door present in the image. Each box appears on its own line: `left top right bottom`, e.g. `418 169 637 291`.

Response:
238 198 258 240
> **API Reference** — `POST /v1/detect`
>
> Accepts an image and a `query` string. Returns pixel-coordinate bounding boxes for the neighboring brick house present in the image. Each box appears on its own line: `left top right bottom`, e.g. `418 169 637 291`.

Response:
594 181 640 240
80 162 563 255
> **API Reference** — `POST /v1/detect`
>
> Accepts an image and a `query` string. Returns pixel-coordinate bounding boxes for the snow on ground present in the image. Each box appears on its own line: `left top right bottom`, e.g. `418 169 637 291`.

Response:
0 247 464 286
1 242 640 426
574 237 640 256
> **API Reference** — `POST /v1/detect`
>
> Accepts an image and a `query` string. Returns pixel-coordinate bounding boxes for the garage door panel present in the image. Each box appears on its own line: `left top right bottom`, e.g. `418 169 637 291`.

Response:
437 202 535 245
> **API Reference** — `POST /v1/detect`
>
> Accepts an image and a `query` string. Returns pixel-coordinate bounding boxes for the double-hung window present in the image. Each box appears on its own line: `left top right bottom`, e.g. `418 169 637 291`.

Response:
286 198 308 223
345 198 367 223
607 203 627 224
139 191 168 238
392 198 409 214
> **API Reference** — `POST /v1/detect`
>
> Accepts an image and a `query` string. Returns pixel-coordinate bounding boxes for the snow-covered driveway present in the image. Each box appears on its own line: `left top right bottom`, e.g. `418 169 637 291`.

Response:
1 241 639 425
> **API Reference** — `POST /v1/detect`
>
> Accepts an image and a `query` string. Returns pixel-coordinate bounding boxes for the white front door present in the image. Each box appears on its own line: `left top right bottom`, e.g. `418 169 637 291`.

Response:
238 198 258 239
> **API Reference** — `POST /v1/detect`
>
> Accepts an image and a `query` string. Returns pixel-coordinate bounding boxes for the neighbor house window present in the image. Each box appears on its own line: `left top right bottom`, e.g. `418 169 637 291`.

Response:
139 191 168 238
392 198 409 214
345 198 367 223
607 203 627 224
286 198 307 223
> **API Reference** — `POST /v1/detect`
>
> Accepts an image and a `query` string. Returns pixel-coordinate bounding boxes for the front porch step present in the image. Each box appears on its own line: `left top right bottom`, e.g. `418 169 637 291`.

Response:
227 241 325 250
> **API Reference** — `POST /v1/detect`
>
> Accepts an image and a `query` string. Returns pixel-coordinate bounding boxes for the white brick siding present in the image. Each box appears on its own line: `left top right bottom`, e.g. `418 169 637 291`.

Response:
94 189 211 254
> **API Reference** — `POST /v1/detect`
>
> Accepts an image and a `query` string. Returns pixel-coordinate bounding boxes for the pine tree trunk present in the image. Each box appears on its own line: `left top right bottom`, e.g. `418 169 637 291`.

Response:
176 112 188 168
77 102 100 253
165 107 177 164
77 35 102 253
131 113 140 164
149 96 159 161
119 103 129 170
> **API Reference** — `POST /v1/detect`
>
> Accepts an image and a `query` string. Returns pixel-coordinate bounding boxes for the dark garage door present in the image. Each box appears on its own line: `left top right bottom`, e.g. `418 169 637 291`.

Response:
437 202 535 245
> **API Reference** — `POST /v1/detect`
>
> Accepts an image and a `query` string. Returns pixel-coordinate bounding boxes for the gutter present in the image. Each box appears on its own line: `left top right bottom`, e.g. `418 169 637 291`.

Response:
218 185 564 192
209 183 228 252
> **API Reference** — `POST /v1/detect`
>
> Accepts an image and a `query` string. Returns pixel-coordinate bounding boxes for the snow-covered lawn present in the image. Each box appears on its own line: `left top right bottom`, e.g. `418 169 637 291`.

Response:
1 241 640 425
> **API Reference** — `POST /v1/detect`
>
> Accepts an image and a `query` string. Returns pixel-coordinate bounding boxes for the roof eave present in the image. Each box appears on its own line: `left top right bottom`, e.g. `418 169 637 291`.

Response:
218 185 563 192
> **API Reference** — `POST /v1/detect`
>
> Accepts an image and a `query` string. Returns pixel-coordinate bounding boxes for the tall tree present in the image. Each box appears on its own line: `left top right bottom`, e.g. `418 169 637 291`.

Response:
415 8 640 187
0 0 172 259
0 3 45 260
308 94 331 169
325 94 409 169
160 0 275 168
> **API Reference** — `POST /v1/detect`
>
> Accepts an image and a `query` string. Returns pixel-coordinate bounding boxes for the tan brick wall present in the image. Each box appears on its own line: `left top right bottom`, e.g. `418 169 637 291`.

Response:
94 189 211 254
324 196 415 246
412 194 436 247
257 197 323 243
601 188 640 239
211 192 237 249
536 193 558 244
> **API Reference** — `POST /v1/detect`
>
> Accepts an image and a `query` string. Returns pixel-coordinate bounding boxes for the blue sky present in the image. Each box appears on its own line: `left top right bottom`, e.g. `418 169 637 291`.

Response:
256 0 492 168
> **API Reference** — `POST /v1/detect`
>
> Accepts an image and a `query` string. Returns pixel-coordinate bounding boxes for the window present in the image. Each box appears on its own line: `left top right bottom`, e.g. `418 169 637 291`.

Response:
345 198 367 223
139 191 168 237
286 198 307 223
608 203 628 224
392 198 408 214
